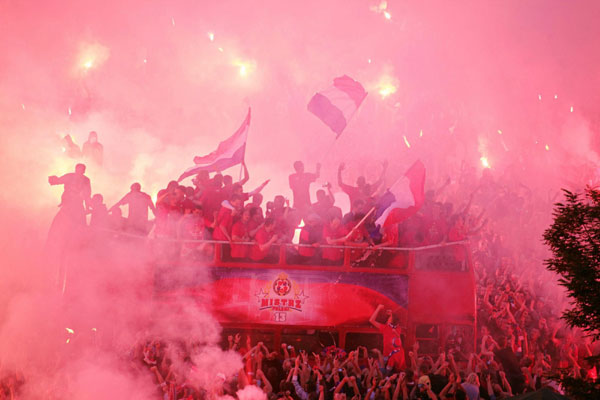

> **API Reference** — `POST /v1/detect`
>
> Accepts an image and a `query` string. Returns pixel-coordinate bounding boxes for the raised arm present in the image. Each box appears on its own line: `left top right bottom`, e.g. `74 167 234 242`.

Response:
248 179 270 196
256 368 273 394
110 193 129 212
48 174 68 186
338 163 352 192
369 304 385 330
238 161 250 186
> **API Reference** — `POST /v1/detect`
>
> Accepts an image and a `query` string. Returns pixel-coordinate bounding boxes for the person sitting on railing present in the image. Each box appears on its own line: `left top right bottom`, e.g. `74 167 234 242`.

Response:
200 173 225 228
296 213 322 264
213 194 243 245
345 212 373 246
342 199 366 226
88 193 109 230
247 206 264 239
110 182 156 235
156 180 179 207
353 222 400 268
155 184 185 237
178 204 211 260
231 208 251 260
249 218 279 263
268 195 295 242
322 209 348 266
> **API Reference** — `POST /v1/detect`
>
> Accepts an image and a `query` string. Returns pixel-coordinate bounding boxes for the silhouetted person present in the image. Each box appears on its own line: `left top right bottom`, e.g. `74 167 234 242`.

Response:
48 163 91 226
46 164 92 281
88 193 110 229
337 161 388 210
82 131 103 166
110 182 156 234
62 135 81 159
289 161 321 216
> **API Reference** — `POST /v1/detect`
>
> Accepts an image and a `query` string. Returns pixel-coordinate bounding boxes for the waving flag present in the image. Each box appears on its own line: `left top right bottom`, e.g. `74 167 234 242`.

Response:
307 75 367 137
375 161 426 227
178 108 250 181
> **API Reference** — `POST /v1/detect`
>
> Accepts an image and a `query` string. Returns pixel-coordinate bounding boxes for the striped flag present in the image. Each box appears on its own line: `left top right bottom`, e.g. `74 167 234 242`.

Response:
307 75 367 137
178 108 250 181
375 161 426 227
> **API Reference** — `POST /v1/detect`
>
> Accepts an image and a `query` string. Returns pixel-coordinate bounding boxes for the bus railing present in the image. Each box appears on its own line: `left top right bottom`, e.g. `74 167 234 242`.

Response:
104 228 470 272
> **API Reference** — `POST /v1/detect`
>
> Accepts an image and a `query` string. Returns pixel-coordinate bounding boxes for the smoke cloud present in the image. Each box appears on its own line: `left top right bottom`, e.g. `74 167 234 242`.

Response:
1 0 599 397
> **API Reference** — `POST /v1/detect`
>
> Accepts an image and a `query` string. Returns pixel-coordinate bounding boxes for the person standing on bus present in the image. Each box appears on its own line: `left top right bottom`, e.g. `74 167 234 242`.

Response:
289 161 321 217
369 304 406 372
82 131 103 166
110 182 156 234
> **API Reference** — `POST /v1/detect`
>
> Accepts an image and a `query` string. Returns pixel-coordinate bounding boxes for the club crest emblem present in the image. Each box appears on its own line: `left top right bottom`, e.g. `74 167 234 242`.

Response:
273 273 291 296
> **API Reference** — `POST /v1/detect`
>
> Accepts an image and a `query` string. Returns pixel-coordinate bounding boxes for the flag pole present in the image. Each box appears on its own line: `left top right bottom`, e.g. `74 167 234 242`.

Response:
344 206 376 240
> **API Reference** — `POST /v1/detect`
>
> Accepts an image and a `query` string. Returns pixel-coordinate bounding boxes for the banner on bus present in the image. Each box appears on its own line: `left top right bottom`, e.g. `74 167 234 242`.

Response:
156 267 409 326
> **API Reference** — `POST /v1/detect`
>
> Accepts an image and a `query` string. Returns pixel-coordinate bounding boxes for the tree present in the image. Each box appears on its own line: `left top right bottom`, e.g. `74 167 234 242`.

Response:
543 188 600 398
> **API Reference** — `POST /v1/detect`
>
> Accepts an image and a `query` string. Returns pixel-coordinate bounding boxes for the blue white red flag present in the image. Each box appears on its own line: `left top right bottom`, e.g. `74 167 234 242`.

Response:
307 75 367 137
375 161 426 228
178 108 250 181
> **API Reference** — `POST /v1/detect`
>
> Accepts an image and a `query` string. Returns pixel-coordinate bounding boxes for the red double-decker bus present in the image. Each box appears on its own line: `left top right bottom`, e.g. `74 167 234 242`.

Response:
153 241 476 356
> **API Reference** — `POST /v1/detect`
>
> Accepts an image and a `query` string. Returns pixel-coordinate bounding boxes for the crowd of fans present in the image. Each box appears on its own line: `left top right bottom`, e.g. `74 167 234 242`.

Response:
59 159 490 266
35 155 600 400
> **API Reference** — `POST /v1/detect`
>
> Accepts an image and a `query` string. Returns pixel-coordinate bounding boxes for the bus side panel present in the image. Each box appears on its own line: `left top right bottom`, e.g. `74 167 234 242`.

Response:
155 266 409 327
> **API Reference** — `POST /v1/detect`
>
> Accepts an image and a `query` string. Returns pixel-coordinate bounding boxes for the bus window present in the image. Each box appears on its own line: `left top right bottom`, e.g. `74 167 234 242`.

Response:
344 332 383 352
415 324 439 354
281 329 339 353
414 245 466 271
220 328 275 351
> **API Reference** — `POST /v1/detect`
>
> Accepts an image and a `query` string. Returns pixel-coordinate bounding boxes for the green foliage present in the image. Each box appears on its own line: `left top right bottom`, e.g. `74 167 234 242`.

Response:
544 189 600 340
544 188 600 398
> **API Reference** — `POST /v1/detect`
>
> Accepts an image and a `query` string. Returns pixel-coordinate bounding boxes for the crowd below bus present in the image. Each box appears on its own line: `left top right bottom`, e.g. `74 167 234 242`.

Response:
35 156 599 399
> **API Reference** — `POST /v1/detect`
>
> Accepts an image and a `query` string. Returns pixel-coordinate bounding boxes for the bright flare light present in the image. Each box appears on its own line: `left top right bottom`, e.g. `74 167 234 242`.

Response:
570 106 574 112
403 135 411 148
545 144 550 151
378 83 396 98
480 156 491 169
233 60 256 77
208 32 215 41
384 11 392 20
76 42 110 73
65 327 74 334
